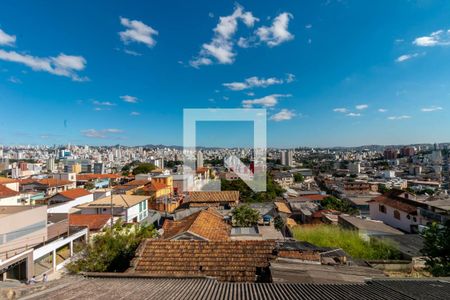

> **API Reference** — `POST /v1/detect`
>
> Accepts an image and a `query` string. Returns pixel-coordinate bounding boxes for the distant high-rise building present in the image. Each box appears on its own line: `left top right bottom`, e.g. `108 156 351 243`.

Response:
47 158 55 172
383 149 398 160
94 162 105 174
196 151 204 168
281 150 294 166
400 147 415 157
348 161 361 175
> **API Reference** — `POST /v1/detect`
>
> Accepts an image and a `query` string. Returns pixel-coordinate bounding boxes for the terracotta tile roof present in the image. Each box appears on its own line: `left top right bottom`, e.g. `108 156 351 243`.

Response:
0 177 18 184
77 174 121 181
188 191 239 203
132 240 275 282
274 202 292 214
301 194 328 201
54 188 91 200
36 178 73 187
162 208 230 241
145 182 168 192
370 195 418 214
0 184 19 199
69 214 111 230
125 179 151 187
286 218 298 228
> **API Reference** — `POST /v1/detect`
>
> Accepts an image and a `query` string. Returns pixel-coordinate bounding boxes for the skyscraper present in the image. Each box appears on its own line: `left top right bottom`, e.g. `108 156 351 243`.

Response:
196 150 204 169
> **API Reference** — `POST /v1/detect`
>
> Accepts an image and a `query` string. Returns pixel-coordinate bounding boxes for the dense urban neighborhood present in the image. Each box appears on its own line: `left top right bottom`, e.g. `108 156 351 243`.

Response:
0 143 449 298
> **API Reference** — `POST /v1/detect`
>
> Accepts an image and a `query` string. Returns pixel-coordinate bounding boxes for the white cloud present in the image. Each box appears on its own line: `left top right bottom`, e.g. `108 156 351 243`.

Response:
120 95 139 103
256 12 294 47
81 128 124 138
93 100 116 106
396 53 420 63
0 50 87 81
190 5 258 67
388 115 411 120
223 73 294 91
378 108 387 113
333 108 348 113
413 29 450 47
242 94 290 108
123 49 142 56
0 28 16 46
130 111 140 116
305 24 312 29
346 112 361 117
421 106 443 112
8 76 21 84
119 17 158 48
355 104 368 110
270 109 295 121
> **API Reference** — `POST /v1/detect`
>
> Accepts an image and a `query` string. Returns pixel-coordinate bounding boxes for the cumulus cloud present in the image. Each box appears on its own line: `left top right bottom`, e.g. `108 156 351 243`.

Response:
346 112 361 117
242 94 290 108
256 13 294 47
396 53 420 63
81 128 124 139
0 50 88 81
190 5 258 67
120 95 139 103
413 29 450 47
355 104 368 110
223 73 294 91
421 106 443 112
270 109 296 121
378 108 387 113
130 111 141 116
333 108 348 113
388 115 411 120
0 28 16 46
119 17 158 48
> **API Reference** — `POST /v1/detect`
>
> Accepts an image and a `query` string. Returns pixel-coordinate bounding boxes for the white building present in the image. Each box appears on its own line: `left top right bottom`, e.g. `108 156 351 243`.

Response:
196 151 204 168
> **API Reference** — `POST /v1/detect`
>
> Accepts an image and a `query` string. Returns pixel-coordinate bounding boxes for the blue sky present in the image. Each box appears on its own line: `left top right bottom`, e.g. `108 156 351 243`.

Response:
0 0 449 148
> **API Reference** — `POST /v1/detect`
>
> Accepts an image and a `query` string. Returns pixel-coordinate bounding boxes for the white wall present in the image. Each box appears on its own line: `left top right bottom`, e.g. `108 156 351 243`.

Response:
369 202 419 233
47 194 94 214
0 195 21 206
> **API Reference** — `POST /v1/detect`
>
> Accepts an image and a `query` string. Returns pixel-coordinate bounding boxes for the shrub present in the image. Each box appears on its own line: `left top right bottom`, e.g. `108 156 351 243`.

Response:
292 225 401 260
67 221 158 273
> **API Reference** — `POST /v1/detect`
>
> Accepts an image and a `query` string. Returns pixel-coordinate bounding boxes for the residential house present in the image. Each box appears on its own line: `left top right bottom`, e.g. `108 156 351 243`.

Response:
69 214 112 233
0 184 21 206
20 178 76 197
47 188 94 214
338 215 404 241
130 240 275 282
368 190 426 233
76 195 150 223
187 191 239 208
162 208 230 241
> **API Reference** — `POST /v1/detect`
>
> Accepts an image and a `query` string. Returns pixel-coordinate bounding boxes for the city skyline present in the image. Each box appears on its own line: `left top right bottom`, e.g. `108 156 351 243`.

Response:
1 1 450 147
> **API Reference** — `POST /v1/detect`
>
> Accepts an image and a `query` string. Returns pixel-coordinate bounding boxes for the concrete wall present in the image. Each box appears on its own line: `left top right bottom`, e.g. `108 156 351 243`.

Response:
47 194 93 214
369 202 419 233
0 206 47 260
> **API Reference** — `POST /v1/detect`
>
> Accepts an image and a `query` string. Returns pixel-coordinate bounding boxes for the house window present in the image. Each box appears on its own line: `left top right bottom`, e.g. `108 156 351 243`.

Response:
393 210 401 220
379 205 386 213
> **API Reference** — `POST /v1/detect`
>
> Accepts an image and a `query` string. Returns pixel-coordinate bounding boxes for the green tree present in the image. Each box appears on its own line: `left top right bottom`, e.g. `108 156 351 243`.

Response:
220 175 284 203
274 216 285 231
321 196 357 214
232 205 260 227
67 221 158 273
84 182 95 190
132 163 156 175
421 221 450 276
293 173 304 182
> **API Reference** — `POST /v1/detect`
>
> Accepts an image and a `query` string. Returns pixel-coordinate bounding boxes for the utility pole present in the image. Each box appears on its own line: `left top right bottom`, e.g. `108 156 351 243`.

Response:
110 179 114 229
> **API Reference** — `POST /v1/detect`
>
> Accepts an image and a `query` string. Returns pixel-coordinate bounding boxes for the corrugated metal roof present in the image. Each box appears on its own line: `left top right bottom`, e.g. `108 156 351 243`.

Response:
21 276 450 300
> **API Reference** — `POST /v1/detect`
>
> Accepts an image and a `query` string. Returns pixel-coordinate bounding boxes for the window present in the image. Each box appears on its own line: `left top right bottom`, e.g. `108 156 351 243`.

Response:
379 205 386 213
393 210 401 220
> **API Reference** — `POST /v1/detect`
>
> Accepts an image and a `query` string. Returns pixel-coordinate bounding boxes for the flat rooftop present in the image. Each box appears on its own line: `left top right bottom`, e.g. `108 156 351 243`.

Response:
0 205 42 218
